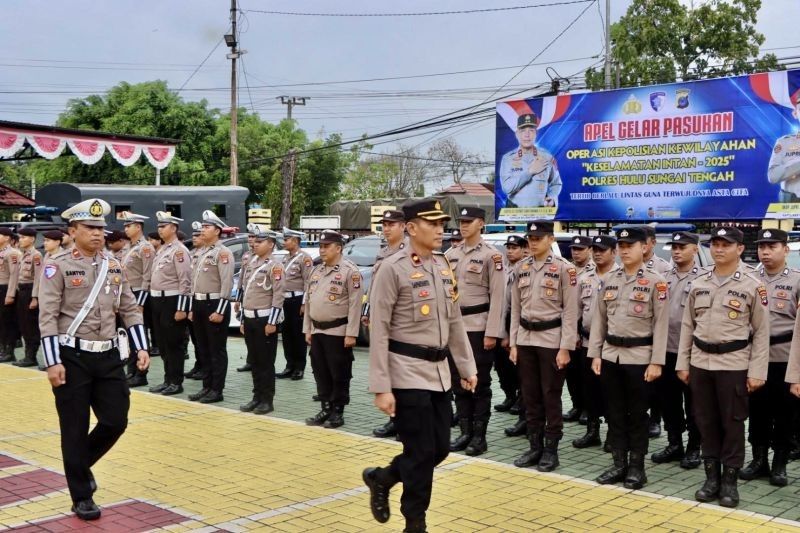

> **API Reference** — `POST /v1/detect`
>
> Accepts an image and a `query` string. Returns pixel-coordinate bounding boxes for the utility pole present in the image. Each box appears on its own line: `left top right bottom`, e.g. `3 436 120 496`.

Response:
277 96 309 120
604 0 612 90
279 149 297 229
225 0 239 186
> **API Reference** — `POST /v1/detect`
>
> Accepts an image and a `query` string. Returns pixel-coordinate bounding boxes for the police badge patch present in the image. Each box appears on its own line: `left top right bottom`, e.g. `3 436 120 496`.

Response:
44 264 58 279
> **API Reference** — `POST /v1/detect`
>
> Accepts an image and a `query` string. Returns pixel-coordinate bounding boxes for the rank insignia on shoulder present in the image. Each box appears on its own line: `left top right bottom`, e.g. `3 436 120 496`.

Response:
72 249 81 258
411 253 422 266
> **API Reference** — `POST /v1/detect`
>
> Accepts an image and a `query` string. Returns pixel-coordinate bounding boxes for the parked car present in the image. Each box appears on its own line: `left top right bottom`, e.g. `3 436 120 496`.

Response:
482 231 576 260
341 235 382 345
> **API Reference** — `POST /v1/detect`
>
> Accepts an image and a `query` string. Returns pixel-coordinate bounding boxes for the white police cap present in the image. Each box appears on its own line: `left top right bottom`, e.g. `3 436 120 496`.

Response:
62 199 110 227
282 226 307 240
201 210 226 229
120 211 149 226
156 210 183 226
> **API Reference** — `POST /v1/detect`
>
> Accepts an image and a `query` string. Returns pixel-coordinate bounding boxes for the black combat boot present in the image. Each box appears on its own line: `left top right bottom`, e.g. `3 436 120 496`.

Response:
739 445 770 480
494 394 516 412
695 459 721 502
324 405 345 428
253 400 274 415
465 420 488 456
537 436 560 472
362 467 393 523
769 449 789 487
403 516 427 533
651 432 685 463
508 397 522 415
0 344 13 363
450 418 472 452
563 407 580 422
504 418 527 437
240 396 260 412
12 345 37 367
719 465 740 508
513 430 543 468
596 449 628 485
680 436 702 469
373 419 397 438
305 402 331 426
573 418 601 448
624 451 647 489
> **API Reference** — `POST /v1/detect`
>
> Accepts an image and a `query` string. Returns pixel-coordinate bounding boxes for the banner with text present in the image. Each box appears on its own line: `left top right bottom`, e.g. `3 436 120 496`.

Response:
495 69 800 221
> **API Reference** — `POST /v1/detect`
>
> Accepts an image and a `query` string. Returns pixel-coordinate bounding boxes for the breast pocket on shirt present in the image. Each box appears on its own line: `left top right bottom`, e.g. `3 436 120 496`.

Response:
327 284 344 302
465 262 486 286
602 289 618 314
517 275 532 297
770 291 796 317
540 278 560 301
412 288 436 322
723 297 747 322
693 293 712 317
627 292 653 318
65 275 87 290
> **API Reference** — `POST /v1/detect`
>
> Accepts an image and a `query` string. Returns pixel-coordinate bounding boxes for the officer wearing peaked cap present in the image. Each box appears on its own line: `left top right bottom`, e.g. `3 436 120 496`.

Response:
640 225 672 276
187 210 235 404
0 226 22 362
10 227 42 368
363 198 476 533
184 220 206 381
237 225 285 415
445 206 506 457
234 224 260 373
278 226 314 380
147 211 192 396
677 226 769 507
38 198 149 520
768 89 800 202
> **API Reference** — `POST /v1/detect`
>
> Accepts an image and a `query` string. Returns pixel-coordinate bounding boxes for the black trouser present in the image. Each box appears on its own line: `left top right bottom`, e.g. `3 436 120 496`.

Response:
748 361 795 450
565 347 584 412
309 333 353 406
690 367 748 468
15 284 39 358
450 331 494 423
281 295 307 372
517 345 565 438
0 284 18 349
244 316 279 401
377 389 451 522
192 298 230 392
601 360 649 453
188 320 202 373
52 346 129 503
152 296 187 386
126 292 151 377
494 345 518 399
657 352 699 441
579 344 605 419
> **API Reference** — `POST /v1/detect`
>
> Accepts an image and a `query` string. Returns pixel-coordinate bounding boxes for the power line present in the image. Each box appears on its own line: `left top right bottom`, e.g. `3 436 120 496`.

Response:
177 37 225 92
243 1 594 18
240 54 256 115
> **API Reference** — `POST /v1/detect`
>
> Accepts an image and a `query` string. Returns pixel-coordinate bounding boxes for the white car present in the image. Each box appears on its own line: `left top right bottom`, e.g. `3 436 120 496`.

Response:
482 231 576 259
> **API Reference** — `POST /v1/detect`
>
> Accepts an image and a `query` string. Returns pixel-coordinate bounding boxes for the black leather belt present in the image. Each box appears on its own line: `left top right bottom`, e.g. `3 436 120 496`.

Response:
311 317 348 330
693 336 750 354
606 334 653 347
770 332 793 346
461 302 490 316
388 339 450 362
520 317 562 332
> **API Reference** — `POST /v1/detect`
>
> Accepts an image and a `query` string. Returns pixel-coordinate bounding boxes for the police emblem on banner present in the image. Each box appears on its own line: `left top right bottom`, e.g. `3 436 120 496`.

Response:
649 91 666 111
676 89 691 109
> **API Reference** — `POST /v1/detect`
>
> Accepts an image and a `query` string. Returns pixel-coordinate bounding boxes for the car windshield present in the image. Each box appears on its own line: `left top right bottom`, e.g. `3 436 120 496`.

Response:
342 237 382 267
787 246 800 269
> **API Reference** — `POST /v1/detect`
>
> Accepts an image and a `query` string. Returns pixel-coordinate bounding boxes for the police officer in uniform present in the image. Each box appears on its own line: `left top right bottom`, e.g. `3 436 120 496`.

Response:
446 206 505 456
677 226 769 508
499 113 562 208
651 231 704 468
11 228 42 367
366 210 409 439
768 89 800 202
0 228 21 362
509 221 578 471
564 235 594 423
362 198 477 533
105 231 128 261
278 227 314 380
303 230 364 428
641 225 671 275
572 235 618 449
119 212 155 387
589 226 668 490
185 221 206 380
148 211 193 396
738 228 800 486
38 199 149 520
188 211 234 404
496 235 527 418
238 226 285 414
236 225 258 372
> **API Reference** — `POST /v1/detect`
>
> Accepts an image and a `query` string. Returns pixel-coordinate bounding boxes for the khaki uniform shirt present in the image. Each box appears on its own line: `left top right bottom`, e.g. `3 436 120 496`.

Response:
303 258 363 338
236 253 259 302
445 239 506 338
768 132 800 195
646 255 672 276
666 262 702 354
150 240 193 312
676 263 770 380
588 266 669 365
368 248 476 393
0 245 21 294
121 238 155 291
575 260 595 277
784 313 800 383
241 255 286 323
17 247 42 287
756 265 800 363
510 254 579 350
38 248 143 342
191 242 235 301
282 249 314 293
33 250 60 299
578 263 620 341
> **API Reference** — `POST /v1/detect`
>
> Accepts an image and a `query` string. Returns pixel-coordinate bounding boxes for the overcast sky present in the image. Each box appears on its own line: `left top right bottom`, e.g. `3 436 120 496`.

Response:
3 0 799 180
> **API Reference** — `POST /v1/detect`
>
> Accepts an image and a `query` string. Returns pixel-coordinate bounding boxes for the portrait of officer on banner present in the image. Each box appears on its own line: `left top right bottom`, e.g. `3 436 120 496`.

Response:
499 112 562 209
768 88 800 203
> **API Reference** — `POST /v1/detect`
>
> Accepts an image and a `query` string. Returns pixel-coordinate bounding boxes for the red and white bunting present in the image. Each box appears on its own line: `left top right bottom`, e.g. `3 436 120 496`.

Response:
66 139 106 165
0 130 25 158
107 143 143 167
143 145 176 170
27 134 67 160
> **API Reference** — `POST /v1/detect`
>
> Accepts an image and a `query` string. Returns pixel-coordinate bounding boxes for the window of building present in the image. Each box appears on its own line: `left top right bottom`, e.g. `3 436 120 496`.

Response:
114 205 131 220
165 204 182 219
211 204 227 218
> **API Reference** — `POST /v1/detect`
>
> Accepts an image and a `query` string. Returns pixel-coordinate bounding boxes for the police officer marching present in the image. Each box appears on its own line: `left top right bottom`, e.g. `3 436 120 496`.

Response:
677 226 769 508
445 206 505 456
509 221 578 472
0 227 21 363
651 232 704 469
188 211 235 404
238 226 285 415
38 199 149 520
363 198 477 533
148 211 193 396
303 230 363 428
739 228 800 487
589 226 668 490
11 228 42 367
278 227 314 380
564 235 594 424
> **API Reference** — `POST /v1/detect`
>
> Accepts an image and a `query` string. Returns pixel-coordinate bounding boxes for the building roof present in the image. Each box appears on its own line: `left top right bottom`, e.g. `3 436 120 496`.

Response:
436 182 494 196
0 184 34 207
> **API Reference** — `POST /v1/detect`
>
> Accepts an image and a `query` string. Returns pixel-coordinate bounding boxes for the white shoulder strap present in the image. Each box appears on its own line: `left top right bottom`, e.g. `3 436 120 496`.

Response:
67 255 109 338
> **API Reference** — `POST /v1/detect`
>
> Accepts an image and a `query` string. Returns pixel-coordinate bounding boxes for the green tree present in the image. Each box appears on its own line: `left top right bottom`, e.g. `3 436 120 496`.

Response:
340 145 429 200
586 0 780 90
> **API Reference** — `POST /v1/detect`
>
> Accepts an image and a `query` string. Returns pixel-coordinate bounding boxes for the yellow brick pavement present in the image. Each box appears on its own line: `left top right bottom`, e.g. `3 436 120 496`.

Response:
0 364 799 532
